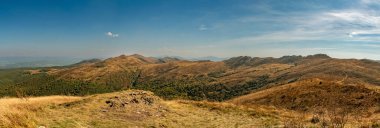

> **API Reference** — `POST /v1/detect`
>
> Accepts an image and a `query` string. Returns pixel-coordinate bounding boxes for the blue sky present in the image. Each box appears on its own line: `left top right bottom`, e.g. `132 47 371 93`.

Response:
1 0 380 59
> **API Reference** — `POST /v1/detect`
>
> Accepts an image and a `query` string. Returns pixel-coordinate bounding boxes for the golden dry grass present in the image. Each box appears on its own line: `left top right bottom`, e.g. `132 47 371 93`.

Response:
0 96 81 128
2 89 380 127
230 78 380 127
0 90 281 128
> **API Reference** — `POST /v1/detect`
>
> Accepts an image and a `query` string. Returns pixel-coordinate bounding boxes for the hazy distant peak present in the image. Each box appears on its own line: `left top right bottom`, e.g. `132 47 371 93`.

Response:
224 54 331 68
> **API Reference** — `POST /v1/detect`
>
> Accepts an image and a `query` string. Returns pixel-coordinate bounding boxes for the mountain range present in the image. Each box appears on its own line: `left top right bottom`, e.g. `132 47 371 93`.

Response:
1 54 380 127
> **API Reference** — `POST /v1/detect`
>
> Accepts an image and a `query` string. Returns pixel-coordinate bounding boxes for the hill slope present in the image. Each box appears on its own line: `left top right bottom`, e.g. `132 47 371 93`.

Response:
230 78 380 113
0 90 278 128
1 54 380 102
1 54 380 127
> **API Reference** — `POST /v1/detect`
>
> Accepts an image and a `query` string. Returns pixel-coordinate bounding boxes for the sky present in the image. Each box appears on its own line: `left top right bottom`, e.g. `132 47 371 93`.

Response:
0 0 380 60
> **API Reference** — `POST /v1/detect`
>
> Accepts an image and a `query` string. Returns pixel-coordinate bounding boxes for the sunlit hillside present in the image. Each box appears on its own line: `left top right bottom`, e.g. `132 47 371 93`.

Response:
1 54 380 127
0 90 280 128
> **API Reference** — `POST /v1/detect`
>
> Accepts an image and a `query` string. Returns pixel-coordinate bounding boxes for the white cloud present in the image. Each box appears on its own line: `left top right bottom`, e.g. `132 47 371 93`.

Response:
226 9 380 45
348 31 358 37
106 32 119 38
326 11 380 28
198 24 208 31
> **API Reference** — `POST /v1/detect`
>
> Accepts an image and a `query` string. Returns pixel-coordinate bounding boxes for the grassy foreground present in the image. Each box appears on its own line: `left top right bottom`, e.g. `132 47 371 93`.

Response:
3 89 380 127
0 90 279 128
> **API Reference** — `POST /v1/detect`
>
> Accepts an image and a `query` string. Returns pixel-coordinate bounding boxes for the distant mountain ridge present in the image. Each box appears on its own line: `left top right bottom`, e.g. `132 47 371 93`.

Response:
155 56 227 62
0 57 83 69
189 56 228 61
28 53 378 100
3 54 374 69
223 54 330 68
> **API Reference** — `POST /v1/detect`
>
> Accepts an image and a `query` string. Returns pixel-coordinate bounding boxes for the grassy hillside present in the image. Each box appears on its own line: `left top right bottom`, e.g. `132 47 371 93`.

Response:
0 90 279 128
1 54 380 102
230 79 380 127
3 90 380 128
231 78 380 112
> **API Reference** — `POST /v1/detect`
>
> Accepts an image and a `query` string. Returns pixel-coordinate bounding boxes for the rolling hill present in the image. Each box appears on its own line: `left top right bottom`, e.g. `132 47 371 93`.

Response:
230 78 380 113
0 90 279 128
42 54 380 100
1 54 380 127
1 54 379 101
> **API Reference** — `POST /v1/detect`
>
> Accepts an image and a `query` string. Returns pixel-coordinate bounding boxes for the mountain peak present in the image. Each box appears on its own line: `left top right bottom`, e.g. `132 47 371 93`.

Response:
102 54 157 66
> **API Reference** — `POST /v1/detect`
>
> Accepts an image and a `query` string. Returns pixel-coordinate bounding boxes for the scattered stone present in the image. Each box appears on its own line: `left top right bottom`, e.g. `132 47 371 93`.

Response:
131 98 139 103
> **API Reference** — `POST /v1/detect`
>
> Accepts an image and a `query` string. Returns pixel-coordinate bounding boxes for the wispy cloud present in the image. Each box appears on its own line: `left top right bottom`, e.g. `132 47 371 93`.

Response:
225 7 380 45
106 32 119 38
198 24 208 31
326 11 380 28
348 31 359 37
348 31 380 38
